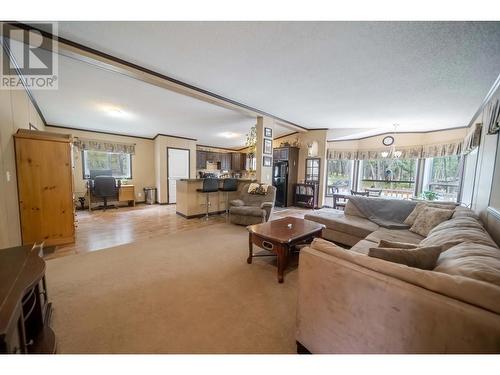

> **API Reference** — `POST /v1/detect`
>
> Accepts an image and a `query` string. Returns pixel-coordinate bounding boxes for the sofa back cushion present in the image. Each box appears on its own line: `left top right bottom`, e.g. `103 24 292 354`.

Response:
452 206 481 221
344 200 366 218
434 242 500 287
420 216 498 249
368 245 444 270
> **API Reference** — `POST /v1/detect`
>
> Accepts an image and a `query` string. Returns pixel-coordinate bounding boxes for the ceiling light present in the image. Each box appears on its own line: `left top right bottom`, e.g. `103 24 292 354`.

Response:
99 104 130 118
218 132 240 139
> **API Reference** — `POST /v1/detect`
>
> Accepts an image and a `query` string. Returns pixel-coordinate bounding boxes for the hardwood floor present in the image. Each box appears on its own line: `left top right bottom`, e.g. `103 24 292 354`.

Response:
47 204 312 260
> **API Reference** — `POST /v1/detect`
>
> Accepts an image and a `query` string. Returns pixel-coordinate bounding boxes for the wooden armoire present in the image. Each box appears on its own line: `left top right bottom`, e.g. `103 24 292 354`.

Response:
14 129 75 246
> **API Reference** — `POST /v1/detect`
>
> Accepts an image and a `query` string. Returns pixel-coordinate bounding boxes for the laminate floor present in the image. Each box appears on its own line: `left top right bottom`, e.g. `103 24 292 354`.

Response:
48 204 312 259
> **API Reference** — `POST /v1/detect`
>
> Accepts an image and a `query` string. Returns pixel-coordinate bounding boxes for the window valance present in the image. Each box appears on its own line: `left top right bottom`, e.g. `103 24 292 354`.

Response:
73 138 136 155
327 136 476 160
462 123 482 154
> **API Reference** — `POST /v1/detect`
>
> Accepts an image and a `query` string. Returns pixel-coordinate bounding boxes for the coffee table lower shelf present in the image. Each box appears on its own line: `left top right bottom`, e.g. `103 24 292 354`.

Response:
247 228 323 283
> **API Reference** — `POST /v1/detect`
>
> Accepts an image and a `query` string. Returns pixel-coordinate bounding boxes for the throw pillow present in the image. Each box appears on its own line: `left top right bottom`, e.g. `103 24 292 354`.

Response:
409 206 454 236
368 246 444 270
248 183 269 195
404 202 455 226
378 239 418 249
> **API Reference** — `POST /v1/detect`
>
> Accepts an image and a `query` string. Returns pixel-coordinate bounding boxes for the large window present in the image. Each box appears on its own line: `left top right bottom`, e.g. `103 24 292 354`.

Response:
327 160 353 194
422 155 462 202
83 150 132 179
360 159 417 199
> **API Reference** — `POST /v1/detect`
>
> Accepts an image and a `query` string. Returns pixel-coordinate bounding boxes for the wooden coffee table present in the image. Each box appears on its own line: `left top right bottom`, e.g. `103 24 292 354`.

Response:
247 217 325 283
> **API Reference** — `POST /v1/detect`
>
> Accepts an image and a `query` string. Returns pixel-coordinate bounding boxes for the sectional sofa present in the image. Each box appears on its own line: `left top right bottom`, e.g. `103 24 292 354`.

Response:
298 199 500 353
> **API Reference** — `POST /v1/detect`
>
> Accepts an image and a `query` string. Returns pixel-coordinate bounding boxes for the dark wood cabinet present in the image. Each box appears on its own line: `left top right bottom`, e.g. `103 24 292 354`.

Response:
220 153 232 170
196 150 246 171
196 150 207 169
231 152 246 171
0 244 56 354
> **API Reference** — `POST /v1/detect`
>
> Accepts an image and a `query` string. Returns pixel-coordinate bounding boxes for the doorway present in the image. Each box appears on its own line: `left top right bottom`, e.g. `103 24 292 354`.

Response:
167 147 190 204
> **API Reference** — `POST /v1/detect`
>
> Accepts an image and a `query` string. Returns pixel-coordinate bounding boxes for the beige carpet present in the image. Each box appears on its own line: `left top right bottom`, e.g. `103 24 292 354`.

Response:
46 223 298 353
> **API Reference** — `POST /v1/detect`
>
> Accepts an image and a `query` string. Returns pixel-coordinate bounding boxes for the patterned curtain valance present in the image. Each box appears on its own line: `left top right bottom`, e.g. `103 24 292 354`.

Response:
328 139 466 160
485 99 500 135
462 123 482 154
420 139 463 158
73 138 136 154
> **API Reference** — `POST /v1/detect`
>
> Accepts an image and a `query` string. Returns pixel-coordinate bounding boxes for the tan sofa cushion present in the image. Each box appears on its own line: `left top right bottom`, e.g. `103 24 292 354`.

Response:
420 222 498 249
368 246 444 270
310 238 500 314
322 228 363 247
378 239 418 249
404 202 455 225
229 206 265 217
434 243 500 287
305 212 379 238
428 216 486 235
350 239 377 254
409 206 454 236
365 227 424 245
452 206 481 221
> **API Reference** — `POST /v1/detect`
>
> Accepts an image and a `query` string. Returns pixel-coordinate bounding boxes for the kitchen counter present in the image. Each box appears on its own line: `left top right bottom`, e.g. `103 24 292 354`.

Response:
179 178 256 182
176 179 256 219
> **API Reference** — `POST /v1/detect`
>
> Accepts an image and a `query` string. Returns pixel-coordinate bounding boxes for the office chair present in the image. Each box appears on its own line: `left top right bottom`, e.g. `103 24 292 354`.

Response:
92 176 120 211
196 178 219 220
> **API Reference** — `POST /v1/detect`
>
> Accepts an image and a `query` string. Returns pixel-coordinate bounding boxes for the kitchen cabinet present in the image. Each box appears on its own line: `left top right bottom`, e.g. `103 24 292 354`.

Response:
220 153 232 170
231 152 246 171
196 151 207 169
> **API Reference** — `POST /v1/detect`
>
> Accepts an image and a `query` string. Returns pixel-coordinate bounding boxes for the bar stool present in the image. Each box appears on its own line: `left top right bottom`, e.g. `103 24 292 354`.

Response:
219 178 238 219
197 178 220 220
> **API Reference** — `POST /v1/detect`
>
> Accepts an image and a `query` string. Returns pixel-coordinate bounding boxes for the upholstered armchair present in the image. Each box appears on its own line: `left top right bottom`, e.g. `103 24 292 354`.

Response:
229 183 276 225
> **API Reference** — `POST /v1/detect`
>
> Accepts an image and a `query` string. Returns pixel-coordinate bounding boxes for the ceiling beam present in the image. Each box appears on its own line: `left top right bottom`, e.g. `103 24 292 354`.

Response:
5 22 308 133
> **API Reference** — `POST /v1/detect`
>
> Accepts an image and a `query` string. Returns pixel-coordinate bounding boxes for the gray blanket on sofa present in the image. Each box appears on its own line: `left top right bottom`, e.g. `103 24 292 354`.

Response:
347 196 418 229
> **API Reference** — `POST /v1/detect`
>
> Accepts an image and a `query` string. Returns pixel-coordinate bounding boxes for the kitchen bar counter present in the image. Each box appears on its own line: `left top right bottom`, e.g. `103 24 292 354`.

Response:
176 179 256 219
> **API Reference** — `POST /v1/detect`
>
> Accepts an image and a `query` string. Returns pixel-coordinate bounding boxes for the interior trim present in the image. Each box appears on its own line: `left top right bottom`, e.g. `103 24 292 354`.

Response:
1 38 48 126
9 22 309 132
327 126 470 142
467 73 500 128
46 125 198 142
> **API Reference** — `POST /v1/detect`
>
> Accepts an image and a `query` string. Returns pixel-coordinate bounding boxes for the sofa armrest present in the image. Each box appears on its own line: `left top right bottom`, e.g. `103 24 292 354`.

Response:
260 202 274 221
229 199 245 207
297 246 500 353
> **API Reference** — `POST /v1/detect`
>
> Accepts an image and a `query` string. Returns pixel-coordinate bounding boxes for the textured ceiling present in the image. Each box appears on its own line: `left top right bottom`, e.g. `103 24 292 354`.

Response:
27 21 500 142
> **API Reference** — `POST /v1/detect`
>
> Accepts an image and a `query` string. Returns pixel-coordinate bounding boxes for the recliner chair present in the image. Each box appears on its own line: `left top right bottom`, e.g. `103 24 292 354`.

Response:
229 183 276 225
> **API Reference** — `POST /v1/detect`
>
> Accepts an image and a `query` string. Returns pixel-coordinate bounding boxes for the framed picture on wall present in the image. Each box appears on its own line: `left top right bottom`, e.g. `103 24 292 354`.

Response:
263 138 272 155
264 127 272 138
263 156 272 167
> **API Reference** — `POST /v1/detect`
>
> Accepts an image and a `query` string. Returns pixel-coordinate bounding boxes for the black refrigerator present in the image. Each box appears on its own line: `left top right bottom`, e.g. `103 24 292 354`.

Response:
273 161 289 207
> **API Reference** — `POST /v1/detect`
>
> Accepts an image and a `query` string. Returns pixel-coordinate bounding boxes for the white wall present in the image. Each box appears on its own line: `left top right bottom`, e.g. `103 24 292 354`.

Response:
0 87 46 248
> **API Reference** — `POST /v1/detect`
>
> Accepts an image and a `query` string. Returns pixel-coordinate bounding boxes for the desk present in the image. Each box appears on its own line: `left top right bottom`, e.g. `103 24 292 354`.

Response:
87 183 136 210
119 185 136 206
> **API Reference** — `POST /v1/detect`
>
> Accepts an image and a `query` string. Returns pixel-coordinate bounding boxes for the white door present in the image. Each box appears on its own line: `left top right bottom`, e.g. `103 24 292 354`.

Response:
167 148 190 204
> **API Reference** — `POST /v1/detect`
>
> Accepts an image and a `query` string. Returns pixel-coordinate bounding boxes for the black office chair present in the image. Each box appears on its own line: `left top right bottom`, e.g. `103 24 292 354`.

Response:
92 176 120 211
219 178 238 219
196 178 219 220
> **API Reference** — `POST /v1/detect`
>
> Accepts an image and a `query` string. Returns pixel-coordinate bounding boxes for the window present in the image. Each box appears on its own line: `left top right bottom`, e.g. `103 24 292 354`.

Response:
305 158 321 183
360 158 417 199
327 159 353 194
83 150 132 179
422 155 462 202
